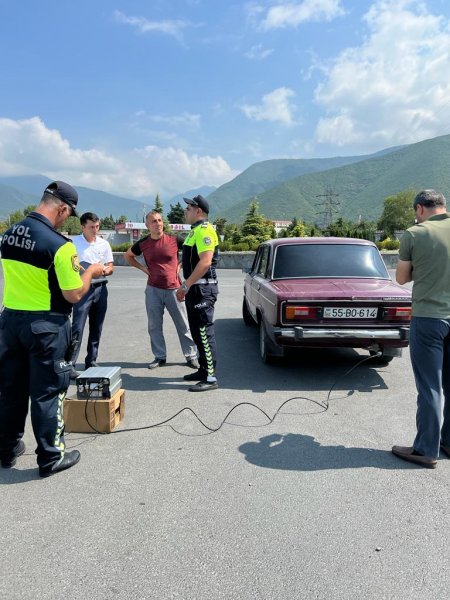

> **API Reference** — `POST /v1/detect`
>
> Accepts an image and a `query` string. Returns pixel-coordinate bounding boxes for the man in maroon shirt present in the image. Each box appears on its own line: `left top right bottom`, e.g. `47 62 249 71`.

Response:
124 211 198 369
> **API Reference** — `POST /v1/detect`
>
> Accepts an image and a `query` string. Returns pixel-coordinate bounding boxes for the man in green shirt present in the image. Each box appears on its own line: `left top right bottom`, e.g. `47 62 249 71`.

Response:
392 189 450 468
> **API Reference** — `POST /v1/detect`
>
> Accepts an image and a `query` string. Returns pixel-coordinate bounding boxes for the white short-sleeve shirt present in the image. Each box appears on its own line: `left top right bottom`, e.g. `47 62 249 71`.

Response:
72 234 113 282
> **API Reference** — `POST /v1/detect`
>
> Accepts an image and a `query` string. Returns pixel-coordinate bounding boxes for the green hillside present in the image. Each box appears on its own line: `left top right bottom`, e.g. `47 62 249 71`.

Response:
0 184 38 218
223 134 450 223
0 178 147 221
2 134 449 225
207 147 402 215
75 187 147 221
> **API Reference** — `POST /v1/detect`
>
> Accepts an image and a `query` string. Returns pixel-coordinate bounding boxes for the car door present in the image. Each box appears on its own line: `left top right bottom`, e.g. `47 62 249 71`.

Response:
249 244 270 316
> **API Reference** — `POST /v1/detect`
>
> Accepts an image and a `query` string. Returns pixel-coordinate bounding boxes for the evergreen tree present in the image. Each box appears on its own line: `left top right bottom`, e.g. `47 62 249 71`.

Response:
213 217 227 236
153 193 164 214
240 200 273 243
101 214 115 229
167 202 185 224
223 222 239 242
285 217 306 237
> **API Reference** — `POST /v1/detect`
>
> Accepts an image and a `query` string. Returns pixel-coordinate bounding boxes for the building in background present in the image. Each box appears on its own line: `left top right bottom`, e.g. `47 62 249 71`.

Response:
114 221 192 244
272 220 292 235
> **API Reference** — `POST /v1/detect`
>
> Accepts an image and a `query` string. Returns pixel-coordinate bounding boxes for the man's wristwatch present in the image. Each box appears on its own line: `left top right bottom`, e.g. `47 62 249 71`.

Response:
180 282 189 292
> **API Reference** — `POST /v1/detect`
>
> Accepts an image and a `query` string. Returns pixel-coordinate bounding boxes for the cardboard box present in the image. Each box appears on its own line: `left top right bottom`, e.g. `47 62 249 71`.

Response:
64 389 125 433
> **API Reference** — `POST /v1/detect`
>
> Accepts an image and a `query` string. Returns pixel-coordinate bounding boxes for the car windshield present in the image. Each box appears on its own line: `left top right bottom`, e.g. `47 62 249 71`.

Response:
272 243 389 279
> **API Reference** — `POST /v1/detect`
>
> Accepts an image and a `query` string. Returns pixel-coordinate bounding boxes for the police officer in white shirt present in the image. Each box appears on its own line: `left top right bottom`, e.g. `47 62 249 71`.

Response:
70 212 114 378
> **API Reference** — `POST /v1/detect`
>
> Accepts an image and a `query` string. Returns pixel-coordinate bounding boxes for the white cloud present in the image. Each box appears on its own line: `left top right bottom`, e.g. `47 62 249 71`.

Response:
149 112 201 128
113 10 189 41
241 87 297 125
260 0 345 30
314 0 450 150
0 117 237 198
245 44 274 60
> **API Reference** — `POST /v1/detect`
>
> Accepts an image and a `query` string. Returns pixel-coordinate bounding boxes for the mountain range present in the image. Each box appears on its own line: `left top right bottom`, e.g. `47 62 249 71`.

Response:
1 134 449 224
214 135 450 224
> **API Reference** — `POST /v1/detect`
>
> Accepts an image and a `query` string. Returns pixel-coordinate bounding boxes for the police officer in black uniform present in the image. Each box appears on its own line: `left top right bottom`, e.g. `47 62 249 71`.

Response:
176 195 219 392
0 181 104 477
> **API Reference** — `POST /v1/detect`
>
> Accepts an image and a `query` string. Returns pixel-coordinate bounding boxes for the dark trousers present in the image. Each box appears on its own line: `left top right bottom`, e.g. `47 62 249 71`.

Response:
410 316 450 458
185 284 218 379
71 282 108 368
0 310 71 469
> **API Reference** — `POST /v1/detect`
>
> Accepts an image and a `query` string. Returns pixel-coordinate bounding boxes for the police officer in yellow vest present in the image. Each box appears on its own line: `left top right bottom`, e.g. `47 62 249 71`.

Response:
0 181 104 477
176 195 219 392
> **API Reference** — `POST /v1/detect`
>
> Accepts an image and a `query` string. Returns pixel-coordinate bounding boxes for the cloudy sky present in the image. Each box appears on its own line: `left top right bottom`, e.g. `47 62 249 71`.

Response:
1 0 450 199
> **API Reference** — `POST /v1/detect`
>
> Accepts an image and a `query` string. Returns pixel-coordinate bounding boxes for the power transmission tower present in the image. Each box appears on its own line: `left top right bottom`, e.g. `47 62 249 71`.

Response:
316 187 340 228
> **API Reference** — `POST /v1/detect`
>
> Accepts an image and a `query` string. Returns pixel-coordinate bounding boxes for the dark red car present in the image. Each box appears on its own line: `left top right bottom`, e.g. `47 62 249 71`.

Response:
243 237 412 364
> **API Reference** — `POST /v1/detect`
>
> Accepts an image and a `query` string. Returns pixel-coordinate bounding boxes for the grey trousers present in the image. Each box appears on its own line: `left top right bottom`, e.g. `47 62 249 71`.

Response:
410 316 450 458
145 285 197 361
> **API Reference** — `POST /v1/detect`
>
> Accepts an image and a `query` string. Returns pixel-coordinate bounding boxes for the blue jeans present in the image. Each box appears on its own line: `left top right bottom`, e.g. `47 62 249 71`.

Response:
410 316 450 458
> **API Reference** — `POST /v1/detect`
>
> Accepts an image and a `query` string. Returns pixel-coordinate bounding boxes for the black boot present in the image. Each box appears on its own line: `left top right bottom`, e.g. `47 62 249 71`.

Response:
39 450 81 478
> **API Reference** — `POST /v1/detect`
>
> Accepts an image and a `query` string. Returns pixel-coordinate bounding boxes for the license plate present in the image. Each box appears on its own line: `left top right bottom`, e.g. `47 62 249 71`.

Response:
323 307 378 319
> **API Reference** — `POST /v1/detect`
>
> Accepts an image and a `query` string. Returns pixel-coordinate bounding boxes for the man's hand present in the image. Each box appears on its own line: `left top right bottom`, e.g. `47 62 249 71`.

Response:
176 282 189 302
87 263 105 279
62 263 104 303
103 262 114 276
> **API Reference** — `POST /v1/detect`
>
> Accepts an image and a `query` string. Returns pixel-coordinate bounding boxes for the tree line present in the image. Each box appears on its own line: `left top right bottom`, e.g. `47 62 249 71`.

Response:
0 189 416 251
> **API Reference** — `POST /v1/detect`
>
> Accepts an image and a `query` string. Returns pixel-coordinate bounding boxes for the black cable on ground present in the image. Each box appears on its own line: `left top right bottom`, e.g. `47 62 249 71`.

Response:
76 352 382 437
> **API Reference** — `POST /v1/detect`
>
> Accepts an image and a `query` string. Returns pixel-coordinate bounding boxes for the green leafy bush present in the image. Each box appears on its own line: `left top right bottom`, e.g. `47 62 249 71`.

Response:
111 242 132 252
376 237 400 251
219 240 232 251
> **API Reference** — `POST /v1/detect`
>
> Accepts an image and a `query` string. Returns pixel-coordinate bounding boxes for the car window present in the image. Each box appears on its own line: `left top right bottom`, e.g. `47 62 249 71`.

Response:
256 245 270 277
250 247 262 273
272 244 389 279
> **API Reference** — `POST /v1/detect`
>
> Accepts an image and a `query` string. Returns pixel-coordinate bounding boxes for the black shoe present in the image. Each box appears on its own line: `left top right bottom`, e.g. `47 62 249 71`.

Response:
186 357 200 369
39 450 81 478
85 362 98 369
183 369 206 381
69 368 80 380
1 440 26 468
148 359 166 369
189 380 219 392
440 445 450 458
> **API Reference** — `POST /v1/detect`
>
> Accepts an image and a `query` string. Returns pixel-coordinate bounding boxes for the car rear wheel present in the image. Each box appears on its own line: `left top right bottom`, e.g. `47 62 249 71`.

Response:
369 350 394 365
260 320 276 364
242 298 255 326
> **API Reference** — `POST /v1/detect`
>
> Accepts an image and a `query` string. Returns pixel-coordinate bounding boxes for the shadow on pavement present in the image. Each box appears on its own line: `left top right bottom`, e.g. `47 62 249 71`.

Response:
238 433 420 471
71 318 393 395
214 317 390 393
0 467 41 484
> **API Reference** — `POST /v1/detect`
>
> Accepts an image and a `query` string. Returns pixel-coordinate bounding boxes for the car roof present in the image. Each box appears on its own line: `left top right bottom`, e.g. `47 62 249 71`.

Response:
262 237 377 248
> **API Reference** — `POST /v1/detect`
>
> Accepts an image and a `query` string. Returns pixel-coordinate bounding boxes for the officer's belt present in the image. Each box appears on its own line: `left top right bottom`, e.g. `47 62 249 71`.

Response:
2 308 70 318
193 278 218 285
91 280 107 288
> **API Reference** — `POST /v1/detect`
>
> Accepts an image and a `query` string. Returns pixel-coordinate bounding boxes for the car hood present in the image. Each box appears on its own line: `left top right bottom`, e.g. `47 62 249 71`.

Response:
271 278 411 300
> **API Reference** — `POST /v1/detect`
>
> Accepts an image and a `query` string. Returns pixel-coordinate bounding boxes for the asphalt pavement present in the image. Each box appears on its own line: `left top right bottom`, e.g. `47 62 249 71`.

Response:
1 267 449 600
